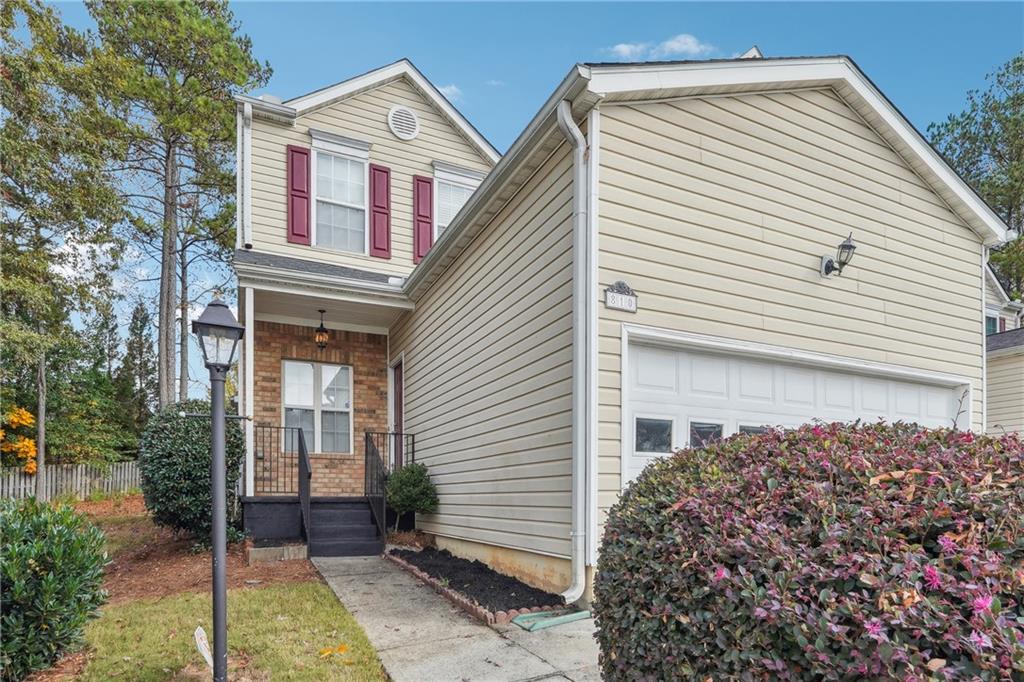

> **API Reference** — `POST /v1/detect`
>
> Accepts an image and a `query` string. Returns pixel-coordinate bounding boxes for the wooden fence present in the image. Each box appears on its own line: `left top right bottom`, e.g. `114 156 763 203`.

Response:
1 461 141 500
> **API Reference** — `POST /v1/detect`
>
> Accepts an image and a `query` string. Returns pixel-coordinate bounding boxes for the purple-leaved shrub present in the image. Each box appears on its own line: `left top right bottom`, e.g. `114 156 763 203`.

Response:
594 422 1024 680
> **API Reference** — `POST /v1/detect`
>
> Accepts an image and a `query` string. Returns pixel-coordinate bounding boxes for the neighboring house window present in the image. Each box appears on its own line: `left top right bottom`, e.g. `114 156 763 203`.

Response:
283 360 353 453
433 161 484 239
986 314 999 336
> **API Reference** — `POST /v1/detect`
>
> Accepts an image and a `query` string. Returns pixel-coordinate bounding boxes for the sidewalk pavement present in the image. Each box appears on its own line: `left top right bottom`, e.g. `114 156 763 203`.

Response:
313 556 600 682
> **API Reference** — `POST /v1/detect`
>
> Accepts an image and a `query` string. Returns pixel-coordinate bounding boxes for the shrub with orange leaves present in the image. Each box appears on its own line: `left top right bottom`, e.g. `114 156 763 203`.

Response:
2 407 38 474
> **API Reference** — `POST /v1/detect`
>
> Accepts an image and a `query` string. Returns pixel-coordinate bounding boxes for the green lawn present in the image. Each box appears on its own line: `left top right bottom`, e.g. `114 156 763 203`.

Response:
80 582 385 681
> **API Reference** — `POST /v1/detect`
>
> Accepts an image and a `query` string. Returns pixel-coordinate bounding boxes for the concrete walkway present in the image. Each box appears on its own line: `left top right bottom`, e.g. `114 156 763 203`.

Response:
314 556 600 681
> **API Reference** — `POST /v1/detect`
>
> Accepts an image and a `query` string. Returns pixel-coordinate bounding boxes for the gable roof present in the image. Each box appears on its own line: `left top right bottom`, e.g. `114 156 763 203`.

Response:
237 59 500 165
405 55 1011 298
987 264 1023 310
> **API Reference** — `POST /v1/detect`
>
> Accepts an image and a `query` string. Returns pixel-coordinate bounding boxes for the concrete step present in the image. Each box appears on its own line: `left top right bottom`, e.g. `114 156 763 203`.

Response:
309 538 384 557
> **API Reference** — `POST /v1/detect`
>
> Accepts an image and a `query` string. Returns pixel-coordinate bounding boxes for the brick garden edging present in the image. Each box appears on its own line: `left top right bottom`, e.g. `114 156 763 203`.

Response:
384 552 564 626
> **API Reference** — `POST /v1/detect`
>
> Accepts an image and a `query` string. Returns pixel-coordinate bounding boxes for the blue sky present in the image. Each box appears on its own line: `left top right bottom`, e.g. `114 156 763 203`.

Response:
56 2 1022 152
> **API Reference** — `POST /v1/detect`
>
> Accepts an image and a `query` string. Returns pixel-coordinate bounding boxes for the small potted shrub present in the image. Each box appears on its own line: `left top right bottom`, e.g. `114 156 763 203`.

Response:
594 422 1024 680
386 462 438 531
1 499 108 680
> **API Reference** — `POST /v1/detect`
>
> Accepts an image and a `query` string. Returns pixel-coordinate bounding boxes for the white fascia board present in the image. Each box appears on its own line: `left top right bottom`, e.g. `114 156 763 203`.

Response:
235 263 412 308
586 57 1008 246
285 59 500 164
235 94 296 123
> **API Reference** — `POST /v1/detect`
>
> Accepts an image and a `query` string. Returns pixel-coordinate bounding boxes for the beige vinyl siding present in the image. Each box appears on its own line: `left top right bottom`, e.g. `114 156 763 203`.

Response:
249 77 493 275
596 88 986 521
389 143 575 558
987 353 1024 433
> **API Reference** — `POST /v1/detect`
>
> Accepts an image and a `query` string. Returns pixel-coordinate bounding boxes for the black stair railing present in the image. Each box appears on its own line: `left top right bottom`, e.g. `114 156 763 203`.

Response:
364 433 387 540
253 424 304 494
297 429 312 541
364 432 416 472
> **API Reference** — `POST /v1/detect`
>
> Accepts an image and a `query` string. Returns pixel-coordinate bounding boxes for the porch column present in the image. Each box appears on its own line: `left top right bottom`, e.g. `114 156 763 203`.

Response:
243 286 255 496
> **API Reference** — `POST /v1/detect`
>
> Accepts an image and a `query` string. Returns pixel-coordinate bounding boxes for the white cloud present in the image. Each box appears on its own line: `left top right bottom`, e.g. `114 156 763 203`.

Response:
607 42 651 60
438 84 462 101
604 33 716 61
652 33 716 58
484 79 505 87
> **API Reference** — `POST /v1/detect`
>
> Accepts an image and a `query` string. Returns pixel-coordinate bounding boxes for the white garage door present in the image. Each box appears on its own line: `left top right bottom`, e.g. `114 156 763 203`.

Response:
625 343 960 484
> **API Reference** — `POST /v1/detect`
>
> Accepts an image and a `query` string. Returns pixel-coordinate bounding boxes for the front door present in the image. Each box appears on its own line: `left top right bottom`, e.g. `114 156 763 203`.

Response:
392 361 404 467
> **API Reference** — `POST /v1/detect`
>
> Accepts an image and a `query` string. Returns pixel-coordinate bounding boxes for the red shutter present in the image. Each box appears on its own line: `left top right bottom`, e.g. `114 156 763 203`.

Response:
413 175 434 263
1000 317 1007 332
286 145 311 245
368 164 391 258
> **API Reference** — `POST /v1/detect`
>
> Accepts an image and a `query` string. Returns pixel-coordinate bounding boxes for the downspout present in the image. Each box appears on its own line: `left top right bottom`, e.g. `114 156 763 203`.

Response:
556 99 588 604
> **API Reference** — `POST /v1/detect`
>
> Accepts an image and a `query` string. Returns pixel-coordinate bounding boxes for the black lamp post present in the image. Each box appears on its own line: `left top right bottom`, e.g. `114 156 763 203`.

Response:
192 297 243 682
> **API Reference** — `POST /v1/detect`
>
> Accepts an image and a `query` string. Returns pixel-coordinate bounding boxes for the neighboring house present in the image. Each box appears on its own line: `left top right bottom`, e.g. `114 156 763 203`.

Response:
985 265 1022 335
985 267 1024 433
233 56 1010 602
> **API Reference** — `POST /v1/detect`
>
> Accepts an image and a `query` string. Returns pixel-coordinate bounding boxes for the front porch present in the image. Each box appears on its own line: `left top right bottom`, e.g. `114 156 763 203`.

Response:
235 273 415 552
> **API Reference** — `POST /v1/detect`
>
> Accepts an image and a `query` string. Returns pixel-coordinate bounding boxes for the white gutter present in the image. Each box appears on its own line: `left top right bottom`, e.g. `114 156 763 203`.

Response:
242 102 253 248
556 99 588 605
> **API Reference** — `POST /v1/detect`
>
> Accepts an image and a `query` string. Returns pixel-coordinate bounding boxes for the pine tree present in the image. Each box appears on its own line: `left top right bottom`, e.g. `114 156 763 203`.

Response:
115 301 159 436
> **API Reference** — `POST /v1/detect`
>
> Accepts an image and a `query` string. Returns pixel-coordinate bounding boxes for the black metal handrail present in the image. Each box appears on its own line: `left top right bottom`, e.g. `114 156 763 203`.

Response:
253 424 302 495
364 433 387 540
364 432 416 472
297 429 312 541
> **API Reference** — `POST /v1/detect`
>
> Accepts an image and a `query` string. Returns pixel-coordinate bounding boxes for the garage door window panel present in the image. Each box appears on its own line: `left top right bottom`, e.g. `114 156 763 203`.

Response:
634 416 675 454
689 419 725 448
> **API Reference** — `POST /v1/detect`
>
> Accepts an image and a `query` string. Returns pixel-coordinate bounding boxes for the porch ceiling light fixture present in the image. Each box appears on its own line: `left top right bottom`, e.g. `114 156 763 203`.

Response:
314 309 329 351
192 297 244 370
820 233 857 278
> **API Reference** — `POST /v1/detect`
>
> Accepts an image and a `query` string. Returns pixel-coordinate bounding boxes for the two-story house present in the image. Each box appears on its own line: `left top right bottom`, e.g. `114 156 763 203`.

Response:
234 56 1011 603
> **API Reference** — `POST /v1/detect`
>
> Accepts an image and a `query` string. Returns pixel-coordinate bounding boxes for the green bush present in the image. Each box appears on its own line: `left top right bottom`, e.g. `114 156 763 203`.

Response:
386 463 438 530
138 399 244 539
0 499 108 681
594 423 1024 680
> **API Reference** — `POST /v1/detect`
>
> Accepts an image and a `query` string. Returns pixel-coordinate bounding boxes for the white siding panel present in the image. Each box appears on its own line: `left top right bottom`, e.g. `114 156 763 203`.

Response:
987 353 1024 433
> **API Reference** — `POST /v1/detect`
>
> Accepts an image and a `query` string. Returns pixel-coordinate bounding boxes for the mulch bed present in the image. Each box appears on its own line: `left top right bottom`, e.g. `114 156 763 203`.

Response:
388 548 563 624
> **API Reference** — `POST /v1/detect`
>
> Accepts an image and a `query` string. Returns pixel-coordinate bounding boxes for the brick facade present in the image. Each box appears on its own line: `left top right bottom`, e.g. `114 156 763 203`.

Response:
252 320 388 496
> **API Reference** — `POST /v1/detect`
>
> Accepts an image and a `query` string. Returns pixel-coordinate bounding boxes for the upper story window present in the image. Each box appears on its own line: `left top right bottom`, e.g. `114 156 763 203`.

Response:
986 314 999 336
433 161 484 239
309 129 371 255
315 151 366 253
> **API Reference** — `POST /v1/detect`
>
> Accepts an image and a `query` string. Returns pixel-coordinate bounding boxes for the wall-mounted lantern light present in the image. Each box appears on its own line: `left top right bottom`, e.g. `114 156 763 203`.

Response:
820 233 857 278
314 309 329 350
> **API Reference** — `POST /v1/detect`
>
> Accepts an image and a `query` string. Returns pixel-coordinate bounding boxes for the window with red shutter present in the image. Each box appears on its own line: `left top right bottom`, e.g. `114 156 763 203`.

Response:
413 175 434 263
286 145 311 245
368 164 391 258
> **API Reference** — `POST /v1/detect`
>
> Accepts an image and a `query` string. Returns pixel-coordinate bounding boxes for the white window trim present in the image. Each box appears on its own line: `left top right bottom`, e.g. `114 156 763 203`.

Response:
631 413 676 456
432 161 484 241
310 135 370 256
281 360 355 455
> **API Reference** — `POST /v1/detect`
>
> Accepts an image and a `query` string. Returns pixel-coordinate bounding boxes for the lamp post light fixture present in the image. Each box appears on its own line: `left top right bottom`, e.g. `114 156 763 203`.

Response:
191 297 244 682
820 233 857 278
314 309 329 351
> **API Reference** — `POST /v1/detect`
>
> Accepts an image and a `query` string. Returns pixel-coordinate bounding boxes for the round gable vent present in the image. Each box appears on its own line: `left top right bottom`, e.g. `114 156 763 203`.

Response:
388 106 420 141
